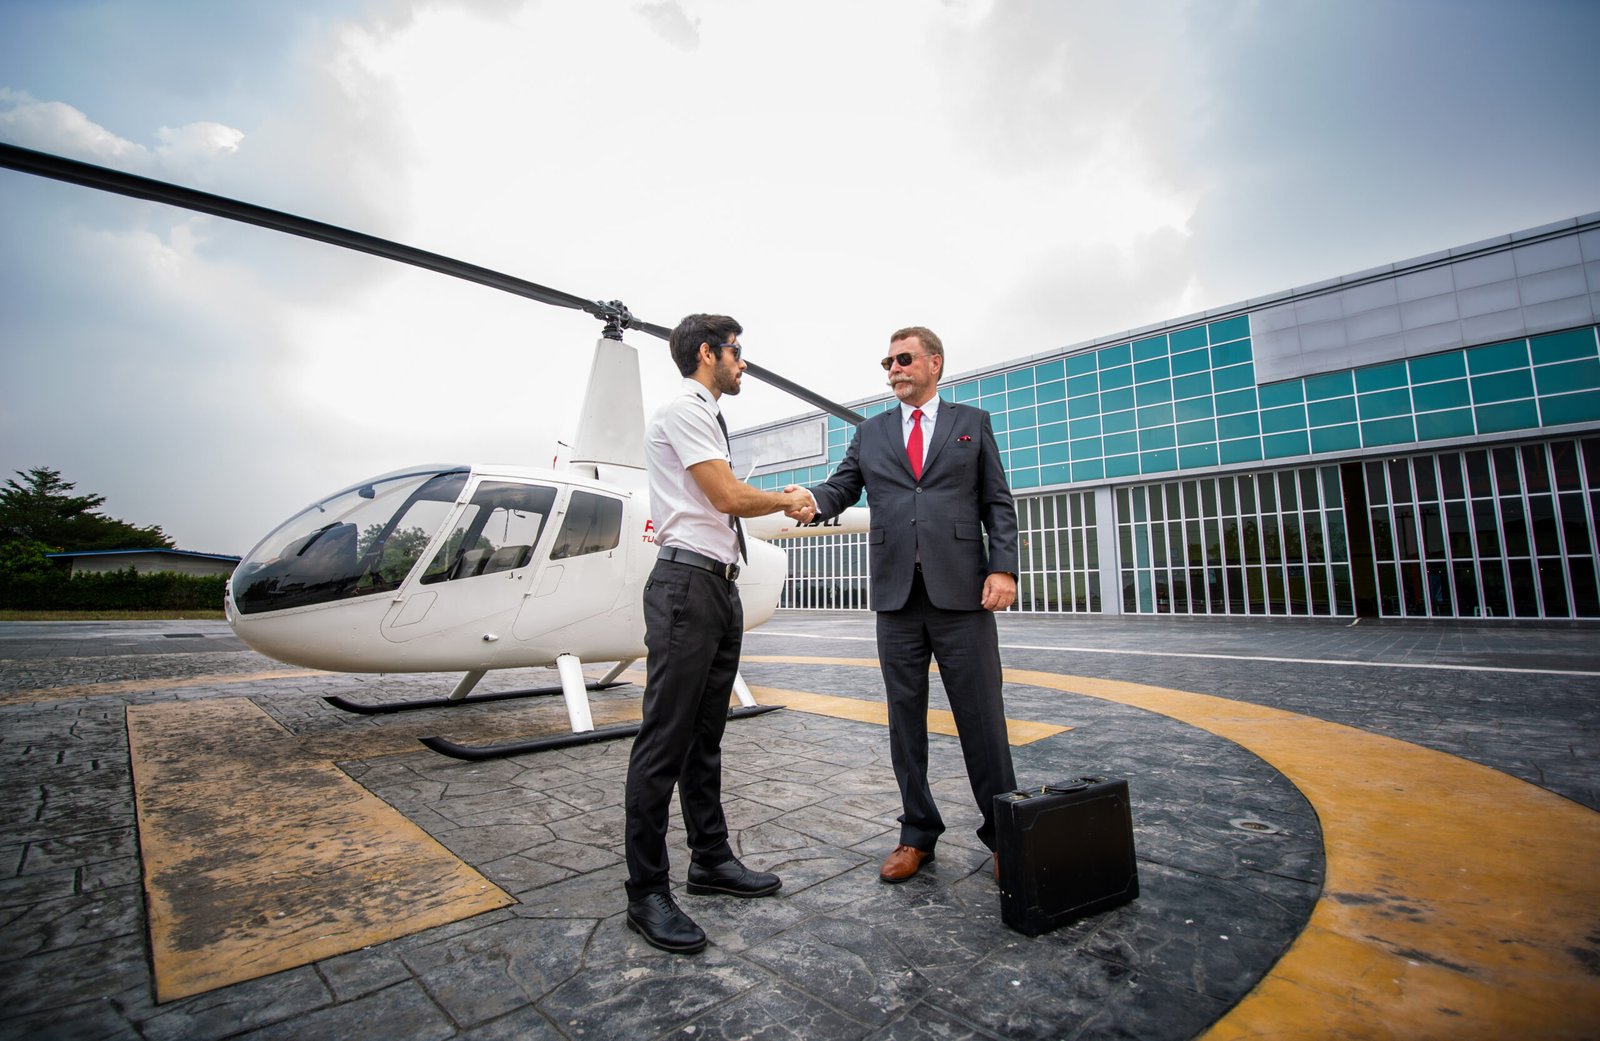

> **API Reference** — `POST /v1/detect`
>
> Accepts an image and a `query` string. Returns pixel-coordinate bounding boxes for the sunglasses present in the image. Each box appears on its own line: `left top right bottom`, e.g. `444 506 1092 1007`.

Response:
880 351 927 370
712 342 743 361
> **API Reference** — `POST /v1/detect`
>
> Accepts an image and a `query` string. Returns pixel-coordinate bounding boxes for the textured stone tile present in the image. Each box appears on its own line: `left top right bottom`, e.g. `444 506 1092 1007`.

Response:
743 915 933 1027
401 916 594 1025
680 979 871 1040
233 981 455 1041
0 998 144 1041
316 947 414 1002
134 966 331 1041
538 948 766 1037
455 1003 568 1040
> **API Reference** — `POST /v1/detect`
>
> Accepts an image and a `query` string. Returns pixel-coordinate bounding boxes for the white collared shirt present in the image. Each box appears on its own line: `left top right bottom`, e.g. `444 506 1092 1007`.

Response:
900 395 941 449
644 378 740 565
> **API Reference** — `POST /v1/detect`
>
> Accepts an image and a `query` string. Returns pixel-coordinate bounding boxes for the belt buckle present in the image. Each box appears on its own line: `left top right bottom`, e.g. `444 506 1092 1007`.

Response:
724 563 740 581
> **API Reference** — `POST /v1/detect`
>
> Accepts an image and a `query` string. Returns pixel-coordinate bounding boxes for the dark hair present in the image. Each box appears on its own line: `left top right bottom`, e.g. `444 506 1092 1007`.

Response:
890 325 943 360
669 314 742 376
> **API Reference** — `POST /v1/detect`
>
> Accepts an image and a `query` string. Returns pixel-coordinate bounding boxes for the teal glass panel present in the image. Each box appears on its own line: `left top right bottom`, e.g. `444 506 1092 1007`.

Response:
1212 364 1256 392
1354 360 1408 393
1069 416 1102 439
1008 386 1037 409
1174 396 1215 423
1305 370 1356 399
1011 427 1038 450
1070 435 1103 458
1038 421 1068 445
1530 328 1598 365
1134 357 1172 382
1261 404 1308 434
1359 416 1416 446
1214 388 1258 415
1035 359 1065 382
991 412 1009 433
1414 409 1475 440
1216 412 1261 439
979 374 1006 396
994 432 1009 451
1102 409 1137 434
1358 387 1412 419
1037 379 1067 402
1012 446 1039 468
1219 437 1263 463
1010 405 1037 428
1471 369 1535 404
1072 459 1106 481
1100 386 1135 412
1263 430 1311 457
1135 380 1173 406
1534 358 1600 395
1177 418 1216 445
1140 425 1176 450
1307 397 1358 426
1098 343 1132 368
1006 368 1033 390
1038 401 1067 425
1410 380 1471 413
1067 373 1099 398
1103 431 1139 455
1011 467 1040 490
1099 364 1133 390
1207 316 1250 343
1172 372 1212 401
1408 351 1467 384
1179 443 1219 469
1134 335 1170 360
1137 403 1174 428
952 381 980 402
1103 455 1139 478
1170 347 1210 377
1141 448 1178 474
1310 424 1362 453
1211 340 1252 367
829 445 846 463
1039 441 1070 464
1258 381 1305 408
1066 353 1097 377
1042 462 1071 485
1540 390 1600 426
1467 339 1530 375
1170 325 1207 350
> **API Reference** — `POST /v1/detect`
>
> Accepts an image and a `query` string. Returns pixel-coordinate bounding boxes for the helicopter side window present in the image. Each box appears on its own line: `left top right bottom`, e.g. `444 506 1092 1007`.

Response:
420 481 557 584
549 490 624 560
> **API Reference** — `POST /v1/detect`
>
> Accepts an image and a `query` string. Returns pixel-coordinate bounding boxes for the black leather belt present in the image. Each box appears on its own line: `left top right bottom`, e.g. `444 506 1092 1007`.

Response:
658 545 740 581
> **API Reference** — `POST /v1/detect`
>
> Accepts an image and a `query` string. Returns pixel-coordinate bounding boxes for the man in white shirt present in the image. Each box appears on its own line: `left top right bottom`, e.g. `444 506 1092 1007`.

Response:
623 313 815 954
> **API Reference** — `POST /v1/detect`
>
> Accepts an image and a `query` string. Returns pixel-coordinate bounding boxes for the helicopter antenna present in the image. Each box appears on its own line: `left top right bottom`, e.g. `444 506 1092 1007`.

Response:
0 141 865 425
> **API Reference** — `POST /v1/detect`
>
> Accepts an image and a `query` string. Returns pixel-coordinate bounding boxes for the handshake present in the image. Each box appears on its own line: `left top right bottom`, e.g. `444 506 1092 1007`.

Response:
779 484 816 523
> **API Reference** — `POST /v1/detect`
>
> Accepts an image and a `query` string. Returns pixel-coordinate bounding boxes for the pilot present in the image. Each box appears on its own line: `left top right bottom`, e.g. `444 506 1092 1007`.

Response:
622 313 815 954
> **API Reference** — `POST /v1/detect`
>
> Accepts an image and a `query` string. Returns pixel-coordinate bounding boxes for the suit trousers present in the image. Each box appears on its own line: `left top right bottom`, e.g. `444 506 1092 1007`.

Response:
877 569 1017 852
623 559 741 901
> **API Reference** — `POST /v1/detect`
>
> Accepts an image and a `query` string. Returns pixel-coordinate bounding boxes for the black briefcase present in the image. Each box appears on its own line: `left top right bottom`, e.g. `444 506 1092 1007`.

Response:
994 776 1138 936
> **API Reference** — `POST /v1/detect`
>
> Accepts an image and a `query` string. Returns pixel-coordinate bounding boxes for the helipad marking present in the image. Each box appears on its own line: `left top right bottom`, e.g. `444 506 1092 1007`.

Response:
127 699 513 1001
743 655 1600 1038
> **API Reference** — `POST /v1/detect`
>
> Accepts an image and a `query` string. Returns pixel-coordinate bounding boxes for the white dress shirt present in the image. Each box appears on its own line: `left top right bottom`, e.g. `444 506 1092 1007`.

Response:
644 378 740 565
900 395 941 451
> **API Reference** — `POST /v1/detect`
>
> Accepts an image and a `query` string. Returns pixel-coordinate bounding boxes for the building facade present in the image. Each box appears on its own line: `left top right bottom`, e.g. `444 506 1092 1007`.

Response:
731 214 1600 620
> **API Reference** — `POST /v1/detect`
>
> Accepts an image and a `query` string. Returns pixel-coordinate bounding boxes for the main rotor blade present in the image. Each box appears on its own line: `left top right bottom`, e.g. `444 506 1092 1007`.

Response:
0 141 865 426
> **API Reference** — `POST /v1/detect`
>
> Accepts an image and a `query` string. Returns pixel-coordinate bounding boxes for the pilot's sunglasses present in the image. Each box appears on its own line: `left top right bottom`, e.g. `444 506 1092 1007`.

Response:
715 342 743 361
880 351 924 370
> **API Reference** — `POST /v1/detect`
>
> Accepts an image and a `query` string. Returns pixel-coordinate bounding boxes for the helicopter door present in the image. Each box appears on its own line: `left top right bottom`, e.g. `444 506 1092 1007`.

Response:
381 480 558 643
511 488 626 641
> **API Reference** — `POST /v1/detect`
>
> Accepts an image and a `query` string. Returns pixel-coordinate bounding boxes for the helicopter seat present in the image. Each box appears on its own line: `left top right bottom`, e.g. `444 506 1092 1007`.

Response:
482 544 532 575
450 547 492 580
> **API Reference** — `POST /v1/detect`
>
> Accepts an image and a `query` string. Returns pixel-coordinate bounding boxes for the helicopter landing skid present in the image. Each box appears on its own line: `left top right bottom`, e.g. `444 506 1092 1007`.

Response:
419 704 785 761
323 680 629 715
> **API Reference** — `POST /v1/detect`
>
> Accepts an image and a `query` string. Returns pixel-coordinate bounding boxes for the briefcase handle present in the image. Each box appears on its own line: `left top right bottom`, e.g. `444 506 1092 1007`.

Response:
1040 775 1105 794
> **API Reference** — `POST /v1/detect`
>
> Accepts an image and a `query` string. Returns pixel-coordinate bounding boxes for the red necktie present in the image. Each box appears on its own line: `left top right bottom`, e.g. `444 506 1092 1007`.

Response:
908 408 924 480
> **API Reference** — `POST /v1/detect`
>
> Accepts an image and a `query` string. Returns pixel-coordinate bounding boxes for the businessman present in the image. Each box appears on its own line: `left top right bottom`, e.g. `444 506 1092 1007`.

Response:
796 326 1019 882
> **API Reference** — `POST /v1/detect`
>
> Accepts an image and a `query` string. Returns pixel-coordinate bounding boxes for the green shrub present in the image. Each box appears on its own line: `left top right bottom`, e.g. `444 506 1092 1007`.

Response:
0 567 228 611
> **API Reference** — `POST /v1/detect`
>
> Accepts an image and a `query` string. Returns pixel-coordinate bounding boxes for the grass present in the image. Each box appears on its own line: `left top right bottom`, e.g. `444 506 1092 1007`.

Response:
0 610 228 621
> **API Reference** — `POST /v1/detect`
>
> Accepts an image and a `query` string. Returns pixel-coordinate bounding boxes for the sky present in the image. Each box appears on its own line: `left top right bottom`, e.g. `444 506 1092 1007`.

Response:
2 0 1597 555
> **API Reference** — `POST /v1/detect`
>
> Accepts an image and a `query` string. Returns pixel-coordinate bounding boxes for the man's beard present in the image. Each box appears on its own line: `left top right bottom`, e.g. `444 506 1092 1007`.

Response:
716 367 742 395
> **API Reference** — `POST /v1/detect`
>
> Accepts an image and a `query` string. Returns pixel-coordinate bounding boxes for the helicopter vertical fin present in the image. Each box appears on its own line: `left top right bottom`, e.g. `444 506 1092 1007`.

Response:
555 653 596 732
567 337 646 486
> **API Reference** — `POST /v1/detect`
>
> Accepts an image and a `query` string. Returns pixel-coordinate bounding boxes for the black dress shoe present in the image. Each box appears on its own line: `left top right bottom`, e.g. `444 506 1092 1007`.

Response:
686 857 782 897
625 892 707 953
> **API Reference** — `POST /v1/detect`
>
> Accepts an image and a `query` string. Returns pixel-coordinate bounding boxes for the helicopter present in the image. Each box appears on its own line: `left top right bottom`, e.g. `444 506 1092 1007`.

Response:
0 141 870 759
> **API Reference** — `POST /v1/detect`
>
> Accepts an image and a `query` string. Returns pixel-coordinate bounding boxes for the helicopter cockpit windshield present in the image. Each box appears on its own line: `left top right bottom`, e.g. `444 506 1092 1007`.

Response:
232 467 470 615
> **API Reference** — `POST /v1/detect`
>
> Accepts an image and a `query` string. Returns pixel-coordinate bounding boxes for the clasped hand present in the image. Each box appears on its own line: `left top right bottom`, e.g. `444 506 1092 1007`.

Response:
780 485 816 523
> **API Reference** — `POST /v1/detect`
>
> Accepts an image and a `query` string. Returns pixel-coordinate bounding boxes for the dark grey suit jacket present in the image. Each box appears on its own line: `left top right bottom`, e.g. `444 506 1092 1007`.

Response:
810 399 1019 612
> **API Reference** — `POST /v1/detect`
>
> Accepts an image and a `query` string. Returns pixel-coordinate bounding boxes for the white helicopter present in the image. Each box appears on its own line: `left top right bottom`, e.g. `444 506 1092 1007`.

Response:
1 142 869 758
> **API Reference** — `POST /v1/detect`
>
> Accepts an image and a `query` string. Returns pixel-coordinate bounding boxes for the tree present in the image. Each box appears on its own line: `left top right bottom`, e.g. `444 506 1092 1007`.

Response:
0 467 174 553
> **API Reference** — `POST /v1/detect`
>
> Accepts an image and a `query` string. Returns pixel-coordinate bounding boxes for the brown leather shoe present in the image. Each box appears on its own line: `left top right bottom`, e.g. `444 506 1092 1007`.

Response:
879 844 934 883
992 852 999 881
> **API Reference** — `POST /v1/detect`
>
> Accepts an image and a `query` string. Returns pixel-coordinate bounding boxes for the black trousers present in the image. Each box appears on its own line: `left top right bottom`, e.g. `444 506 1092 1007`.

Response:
623 559 742 901
876 569 1016 852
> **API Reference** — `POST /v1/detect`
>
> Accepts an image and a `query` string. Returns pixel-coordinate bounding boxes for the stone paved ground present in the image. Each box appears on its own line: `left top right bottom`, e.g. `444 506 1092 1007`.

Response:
0 614 1594 1041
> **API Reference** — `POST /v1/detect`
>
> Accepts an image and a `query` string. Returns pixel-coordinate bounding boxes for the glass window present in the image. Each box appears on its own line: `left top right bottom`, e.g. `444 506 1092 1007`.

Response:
550 490 624 559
